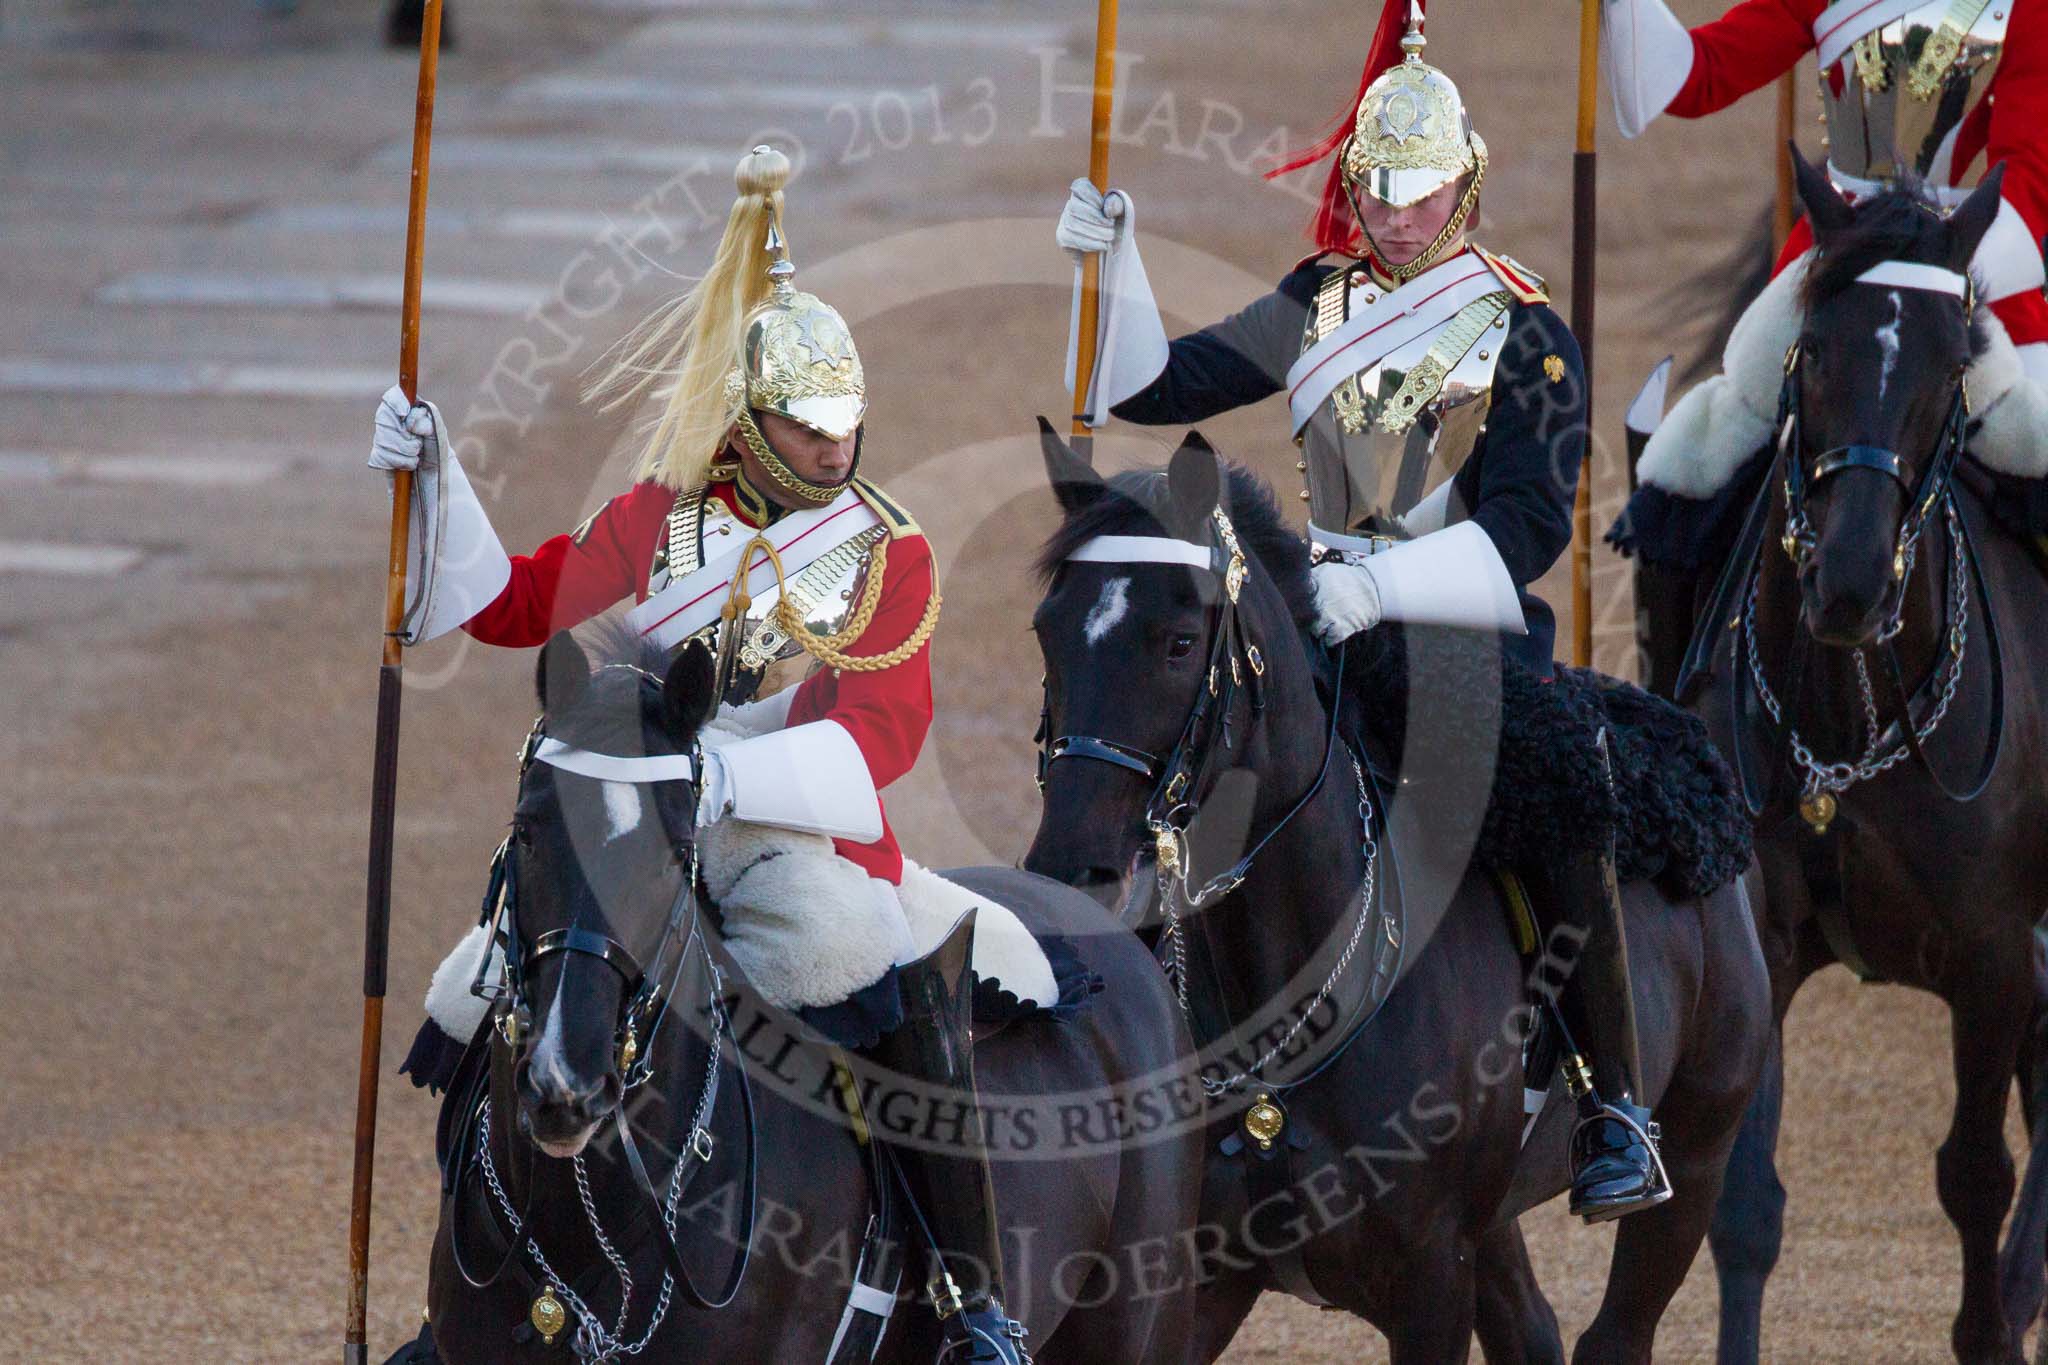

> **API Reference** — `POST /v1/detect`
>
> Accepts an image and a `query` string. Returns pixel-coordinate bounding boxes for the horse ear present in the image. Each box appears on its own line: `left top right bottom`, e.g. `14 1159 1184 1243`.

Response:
536 630 589 713
661 639 718 742
1945 162 2005 269
1789 144 1853 237
1165 430 1222 539
1037 415 1103 514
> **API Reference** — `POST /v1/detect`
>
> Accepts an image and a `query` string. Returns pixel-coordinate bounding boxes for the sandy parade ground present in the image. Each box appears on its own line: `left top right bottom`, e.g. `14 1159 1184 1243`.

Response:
1 0 2038 1359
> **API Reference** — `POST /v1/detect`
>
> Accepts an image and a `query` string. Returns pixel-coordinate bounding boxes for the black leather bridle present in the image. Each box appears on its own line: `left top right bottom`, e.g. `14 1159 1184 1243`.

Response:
1037 507 1343 908
1693 282 2006 818
477 719 703 1089
1778 338 1971 592
449 706 757 1314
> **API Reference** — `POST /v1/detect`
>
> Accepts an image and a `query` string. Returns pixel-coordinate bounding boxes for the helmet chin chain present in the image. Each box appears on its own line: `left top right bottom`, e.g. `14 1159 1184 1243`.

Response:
732 405 860 509
1341 140 1487 284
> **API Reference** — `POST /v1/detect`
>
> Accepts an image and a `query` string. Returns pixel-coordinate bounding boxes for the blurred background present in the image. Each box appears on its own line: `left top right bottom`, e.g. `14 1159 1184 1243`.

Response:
0 0 2015 1359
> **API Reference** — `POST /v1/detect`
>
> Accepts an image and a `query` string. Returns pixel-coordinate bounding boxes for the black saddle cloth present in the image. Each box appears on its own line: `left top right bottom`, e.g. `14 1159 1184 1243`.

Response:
1344 623 1752 899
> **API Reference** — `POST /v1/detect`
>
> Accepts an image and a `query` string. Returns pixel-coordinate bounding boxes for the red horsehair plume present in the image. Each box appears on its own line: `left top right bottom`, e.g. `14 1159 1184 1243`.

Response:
1264 0 1426 258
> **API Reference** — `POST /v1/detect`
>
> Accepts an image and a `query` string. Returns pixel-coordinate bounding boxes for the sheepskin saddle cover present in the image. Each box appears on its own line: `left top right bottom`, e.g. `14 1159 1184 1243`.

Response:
423 821 1069 1042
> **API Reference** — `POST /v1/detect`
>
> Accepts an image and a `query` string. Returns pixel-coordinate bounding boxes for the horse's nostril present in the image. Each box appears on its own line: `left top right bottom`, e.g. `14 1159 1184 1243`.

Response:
516 1053 614 1120
572 1076 620 1124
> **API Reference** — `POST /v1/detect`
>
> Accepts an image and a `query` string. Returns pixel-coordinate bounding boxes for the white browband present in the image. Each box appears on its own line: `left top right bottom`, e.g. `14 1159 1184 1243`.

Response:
1856 261 1970 298
533 738 697 785
1067 535 1215 571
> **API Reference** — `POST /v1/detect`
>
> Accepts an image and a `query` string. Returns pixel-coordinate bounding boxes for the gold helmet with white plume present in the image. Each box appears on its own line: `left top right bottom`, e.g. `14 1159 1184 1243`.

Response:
590 145 866 503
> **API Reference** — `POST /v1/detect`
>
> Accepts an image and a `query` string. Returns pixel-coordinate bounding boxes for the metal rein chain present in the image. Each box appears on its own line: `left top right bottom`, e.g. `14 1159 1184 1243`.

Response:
1163 752 1380 1097
1746 496 1971 802
476 949 728 1363
475 680 731 1361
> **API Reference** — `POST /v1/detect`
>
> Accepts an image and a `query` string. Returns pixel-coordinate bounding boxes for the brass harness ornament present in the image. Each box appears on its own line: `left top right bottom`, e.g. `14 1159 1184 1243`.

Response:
530 1286 568 1346
1243 1092 1286 1151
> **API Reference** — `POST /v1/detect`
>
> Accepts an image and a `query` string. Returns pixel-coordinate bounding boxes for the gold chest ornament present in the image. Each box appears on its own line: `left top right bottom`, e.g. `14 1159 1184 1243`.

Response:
1295 253 1538 537
647 478 932 699
1821 0 2008 190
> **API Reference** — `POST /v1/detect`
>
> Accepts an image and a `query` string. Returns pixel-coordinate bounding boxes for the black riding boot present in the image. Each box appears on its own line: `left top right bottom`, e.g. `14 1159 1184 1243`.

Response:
1523 740 1673 1226
1634 560 1701 701
856 911 1032 1365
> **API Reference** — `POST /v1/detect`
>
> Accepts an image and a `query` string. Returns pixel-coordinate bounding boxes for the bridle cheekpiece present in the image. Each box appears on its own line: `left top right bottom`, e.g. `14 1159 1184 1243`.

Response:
474 699 708 1093
1038 506 1292 909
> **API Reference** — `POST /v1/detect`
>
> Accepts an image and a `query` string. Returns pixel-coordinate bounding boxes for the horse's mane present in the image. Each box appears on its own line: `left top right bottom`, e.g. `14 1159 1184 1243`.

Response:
1801 180 1989 357
1034 462 1318 633
541 618 677 754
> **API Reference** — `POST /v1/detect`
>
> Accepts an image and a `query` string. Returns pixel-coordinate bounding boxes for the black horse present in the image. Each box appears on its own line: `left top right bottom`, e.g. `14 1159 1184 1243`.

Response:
1023 424 1772 1362
420 631 1206 1362
1685 156 2048 1365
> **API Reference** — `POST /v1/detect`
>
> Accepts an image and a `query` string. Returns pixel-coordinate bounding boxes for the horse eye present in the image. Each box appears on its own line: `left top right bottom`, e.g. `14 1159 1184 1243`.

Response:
1168 633 1198 660
510 819 535 849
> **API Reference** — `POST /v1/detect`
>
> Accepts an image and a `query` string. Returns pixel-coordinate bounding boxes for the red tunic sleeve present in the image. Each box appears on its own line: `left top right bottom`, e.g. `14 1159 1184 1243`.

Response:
1669 0 1822 118
785 533 939 882
1967 5 2048 243
462 482 674 647
1968 9 2048 342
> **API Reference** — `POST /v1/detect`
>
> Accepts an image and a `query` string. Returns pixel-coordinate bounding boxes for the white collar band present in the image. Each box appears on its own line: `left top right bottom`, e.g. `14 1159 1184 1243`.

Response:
1067 534 1217 571
533 738 696 785
1856 261 1969 298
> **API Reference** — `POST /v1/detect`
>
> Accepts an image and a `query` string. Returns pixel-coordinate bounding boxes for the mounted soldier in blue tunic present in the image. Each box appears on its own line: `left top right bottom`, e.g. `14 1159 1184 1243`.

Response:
1050 4 1728 1221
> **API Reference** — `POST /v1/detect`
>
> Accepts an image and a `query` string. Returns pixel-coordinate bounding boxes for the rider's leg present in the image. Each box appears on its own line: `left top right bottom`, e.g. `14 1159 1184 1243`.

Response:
853 908 1031 1364
1633 560 1700 701
1521 738 1672 1224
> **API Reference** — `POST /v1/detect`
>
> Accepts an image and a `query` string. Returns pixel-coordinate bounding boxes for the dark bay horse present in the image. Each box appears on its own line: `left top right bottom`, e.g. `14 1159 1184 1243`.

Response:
1686 156 2048 1365
422 631 1205 1362
1022 424 1772 1363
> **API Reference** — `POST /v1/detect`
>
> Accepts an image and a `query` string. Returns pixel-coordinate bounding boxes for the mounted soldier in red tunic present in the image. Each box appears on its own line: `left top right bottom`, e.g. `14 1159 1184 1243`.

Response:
371 147 1038 1365
1603 0 2048 691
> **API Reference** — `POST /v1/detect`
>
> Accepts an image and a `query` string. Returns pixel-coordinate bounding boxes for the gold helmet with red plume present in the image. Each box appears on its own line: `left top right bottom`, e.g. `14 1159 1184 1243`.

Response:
1268 1 1486 279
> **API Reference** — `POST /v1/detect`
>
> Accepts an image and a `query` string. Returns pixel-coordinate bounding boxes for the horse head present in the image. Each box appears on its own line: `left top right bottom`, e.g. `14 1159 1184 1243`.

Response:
1785 147 2000 646
1022 418 1320 923
506 630 717 1157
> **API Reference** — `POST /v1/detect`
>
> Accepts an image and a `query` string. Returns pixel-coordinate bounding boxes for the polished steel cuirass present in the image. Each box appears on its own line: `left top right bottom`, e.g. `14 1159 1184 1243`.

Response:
1819 0 2009 191
648 488 881 700
1296 264 1512 537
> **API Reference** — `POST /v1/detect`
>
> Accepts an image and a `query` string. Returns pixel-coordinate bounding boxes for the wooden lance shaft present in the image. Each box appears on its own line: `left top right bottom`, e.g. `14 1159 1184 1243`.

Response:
1069 0 1121 464
1570 0 1600 670
1774 70 1799 255
346 2 443 1359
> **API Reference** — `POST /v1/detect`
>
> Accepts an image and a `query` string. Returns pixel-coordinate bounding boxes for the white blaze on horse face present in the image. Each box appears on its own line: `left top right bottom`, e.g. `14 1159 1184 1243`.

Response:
1083 576 1132 647
601 779 644 845
530 969 578 1097
1876 290 1904 404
